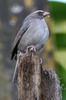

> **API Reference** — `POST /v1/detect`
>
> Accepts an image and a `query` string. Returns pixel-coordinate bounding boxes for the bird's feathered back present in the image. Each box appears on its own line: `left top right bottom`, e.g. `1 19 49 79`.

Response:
11 10 45 59
11 20 30 59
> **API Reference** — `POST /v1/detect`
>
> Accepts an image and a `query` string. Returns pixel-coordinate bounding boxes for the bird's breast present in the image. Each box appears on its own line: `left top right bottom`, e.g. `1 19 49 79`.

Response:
18 19 49 51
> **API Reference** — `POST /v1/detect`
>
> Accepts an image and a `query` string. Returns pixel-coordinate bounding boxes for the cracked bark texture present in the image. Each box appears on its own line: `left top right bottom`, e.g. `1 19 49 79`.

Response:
17 51 62 100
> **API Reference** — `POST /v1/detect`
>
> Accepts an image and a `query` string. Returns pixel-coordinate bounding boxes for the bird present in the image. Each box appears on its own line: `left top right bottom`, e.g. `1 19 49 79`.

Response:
11 10 50 84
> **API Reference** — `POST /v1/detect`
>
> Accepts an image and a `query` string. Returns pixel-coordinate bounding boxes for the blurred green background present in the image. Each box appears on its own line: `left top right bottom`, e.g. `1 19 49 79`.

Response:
0 0 66 100
49 1 66 100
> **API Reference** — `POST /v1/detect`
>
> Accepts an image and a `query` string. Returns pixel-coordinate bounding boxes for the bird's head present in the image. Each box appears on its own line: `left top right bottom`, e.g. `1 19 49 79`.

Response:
28 10 50 20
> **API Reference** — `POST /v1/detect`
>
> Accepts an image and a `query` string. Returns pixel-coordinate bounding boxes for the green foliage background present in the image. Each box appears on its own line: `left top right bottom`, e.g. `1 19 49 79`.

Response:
49 2 66 100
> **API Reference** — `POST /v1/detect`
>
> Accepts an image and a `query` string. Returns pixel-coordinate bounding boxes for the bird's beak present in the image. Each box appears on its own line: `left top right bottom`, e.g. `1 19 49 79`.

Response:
43 12 50 17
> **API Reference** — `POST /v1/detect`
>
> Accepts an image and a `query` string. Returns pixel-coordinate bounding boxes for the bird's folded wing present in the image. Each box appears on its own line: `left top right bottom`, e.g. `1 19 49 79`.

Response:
11 20 30 59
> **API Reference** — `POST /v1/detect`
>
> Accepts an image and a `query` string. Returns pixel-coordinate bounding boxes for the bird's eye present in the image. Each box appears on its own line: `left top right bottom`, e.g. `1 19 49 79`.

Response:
38 12 43 16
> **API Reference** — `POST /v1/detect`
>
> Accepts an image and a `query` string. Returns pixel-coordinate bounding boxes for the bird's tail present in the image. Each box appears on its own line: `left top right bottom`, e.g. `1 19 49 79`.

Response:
12 60 18 86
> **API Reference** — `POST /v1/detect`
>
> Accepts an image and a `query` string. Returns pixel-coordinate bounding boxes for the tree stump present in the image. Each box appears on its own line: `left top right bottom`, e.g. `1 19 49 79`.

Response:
17 51 62 100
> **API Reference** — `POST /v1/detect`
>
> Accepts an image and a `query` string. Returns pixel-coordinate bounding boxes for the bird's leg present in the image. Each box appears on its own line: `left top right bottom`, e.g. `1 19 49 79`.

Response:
26 45 37 53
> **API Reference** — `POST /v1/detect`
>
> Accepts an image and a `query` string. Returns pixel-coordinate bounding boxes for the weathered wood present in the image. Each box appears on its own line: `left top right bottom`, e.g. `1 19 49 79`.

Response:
17 51 62 100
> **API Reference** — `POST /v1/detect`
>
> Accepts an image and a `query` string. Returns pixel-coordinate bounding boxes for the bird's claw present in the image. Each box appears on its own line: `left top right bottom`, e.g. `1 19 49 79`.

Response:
26 45 36 53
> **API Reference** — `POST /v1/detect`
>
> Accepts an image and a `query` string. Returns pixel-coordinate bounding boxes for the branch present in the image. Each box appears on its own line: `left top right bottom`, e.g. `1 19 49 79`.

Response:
17 51 62 100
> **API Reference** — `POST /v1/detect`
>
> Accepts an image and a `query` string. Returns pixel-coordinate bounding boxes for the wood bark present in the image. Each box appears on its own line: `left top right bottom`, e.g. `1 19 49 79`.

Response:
17 51 62 100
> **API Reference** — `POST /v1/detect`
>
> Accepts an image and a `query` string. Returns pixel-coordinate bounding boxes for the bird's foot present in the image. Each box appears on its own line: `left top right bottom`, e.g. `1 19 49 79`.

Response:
26 45 37 53
30 45 36 52
40 58 43 66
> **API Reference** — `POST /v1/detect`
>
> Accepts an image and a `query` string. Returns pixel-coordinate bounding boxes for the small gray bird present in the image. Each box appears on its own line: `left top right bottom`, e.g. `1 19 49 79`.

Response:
11 10 50 84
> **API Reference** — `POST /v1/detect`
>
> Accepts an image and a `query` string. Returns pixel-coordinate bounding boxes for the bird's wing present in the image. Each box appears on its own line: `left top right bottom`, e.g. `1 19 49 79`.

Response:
11 20 30 59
